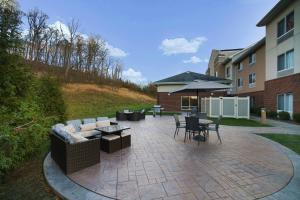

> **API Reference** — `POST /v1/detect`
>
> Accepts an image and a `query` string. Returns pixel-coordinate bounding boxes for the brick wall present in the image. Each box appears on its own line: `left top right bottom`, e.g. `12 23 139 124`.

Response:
237 90 265 108
157 91 226 112
264 73 300 113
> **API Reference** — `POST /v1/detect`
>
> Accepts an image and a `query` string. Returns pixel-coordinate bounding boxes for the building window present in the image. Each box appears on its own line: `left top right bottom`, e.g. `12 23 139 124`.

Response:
277 49 294 71
249 53 256 65
238 63 243 71
248 73 256 87
237 78 243 88
226 67 230 78
277 93 293 113
181 96 198 110
277 11 294 38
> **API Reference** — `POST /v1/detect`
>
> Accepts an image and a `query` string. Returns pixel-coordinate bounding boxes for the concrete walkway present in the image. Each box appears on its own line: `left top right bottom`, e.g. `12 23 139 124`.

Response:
251 116 300 135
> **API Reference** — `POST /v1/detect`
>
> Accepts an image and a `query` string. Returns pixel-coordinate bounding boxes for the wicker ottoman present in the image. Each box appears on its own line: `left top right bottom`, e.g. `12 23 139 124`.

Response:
101 134 121 153
121 132 131 149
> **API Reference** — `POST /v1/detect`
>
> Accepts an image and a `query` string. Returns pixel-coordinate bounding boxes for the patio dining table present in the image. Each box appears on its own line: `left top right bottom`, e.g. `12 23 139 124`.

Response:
194 119 213 142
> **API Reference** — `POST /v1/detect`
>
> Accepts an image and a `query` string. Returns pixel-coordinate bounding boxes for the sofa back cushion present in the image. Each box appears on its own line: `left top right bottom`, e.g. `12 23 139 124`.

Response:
80 123 96 131
62 124 76 133
97 117 109 121
96 120 111 128
66 119 82 132
83 118 96 124
52 123 65 134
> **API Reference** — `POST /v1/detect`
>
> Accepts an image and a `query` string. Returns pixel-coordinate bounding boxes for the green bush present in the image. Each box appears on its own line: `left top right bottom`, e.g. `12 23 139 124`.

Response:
250 107 261 116
278 111 290 120
35 76 66 122
293 113 300 123
266 110 277 119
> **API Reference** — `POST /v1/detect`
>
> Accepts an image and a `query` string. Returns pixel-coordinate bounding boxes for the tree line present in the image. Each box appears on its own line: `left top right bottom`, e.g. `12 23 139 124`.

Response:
16 8 123 82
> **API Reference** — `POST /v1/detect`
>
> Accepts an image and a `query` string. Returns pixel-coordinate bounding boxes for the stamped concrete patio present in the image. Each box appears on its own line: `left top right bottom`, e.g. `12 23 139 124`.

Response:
45 116 297 200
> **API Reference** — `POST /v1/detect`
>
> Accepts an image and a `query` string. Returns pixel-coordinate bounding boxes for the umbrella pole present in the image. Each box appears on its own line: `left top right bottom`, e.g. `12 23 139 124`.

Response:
197 89 199 112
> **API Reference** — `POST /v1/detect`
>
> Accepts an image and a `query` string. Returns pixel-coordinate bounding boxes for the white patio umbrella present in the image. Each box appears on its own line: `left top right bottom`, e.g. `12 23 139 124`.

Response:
169 80 232 111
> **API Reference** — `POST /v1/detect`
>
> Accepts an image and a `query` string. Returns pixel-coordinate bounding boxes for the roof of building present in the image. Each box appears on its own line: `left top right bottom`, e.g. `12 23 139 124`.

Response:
154 71 229 85
232 37 266 64
257 0 294 27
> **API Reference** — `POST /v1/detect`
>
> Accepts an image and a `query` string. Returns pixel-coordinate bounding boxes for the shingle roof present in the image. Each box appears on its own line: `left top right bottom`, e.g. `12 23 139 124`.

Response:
154 71 228 85
257 0 294 27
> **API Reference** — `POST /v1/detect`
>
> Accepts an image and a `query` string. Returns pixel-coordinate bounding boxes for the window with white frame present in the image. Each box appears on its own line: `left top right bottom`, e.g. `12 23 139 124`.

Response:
237 78 243 88
181 96 198 110
277 11 294 38
277 49 294 71
249 53 256 65
277 93 293 113
248 73 256 87
238 63 243 71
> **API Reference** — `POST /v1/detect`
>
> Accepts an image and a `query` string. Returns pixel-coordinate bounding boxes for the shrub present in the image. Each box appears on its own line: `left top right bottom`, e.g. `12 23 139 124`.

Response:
250 107 261 116
293 113 300 123
266 110 277 119
278 111 290 120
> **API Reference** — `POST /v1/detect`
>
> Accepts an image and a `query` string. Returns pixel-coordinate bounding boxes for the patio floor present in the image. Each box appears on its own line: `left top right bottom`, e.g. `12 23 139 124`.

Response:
61 116 293 200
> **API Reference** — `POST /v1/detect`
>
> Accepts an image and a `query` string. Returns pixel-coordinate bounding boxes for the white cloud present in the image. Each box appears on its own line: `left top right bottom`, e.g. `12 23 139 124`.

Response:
105 43 128 58
49 21 70 39
159 36 207 55
122 68 147 84
183 56 209 64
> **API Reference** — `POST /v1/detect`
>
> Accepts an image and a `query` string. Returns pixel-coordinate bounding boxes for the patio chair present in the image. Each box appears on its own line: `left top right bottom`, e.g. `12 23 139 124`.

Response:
190 107 197 116
207 116 222 143
173 114 185 138
139 109 146 120
127 112 140 121
185 116 206 144
197 112 207 119
116 111 127 121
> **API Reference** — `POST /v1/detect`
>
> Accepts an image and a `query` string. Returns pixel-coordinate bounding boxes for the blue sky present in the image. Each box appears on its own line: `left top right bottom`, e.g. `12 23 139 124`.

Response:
19 0 278 84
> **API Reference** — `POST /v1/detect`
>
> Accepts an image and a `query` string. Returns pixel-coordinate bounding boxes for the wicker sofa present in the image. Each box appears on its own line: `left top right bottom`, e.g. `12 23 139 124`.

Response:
116 109 146 121
50 116 117 174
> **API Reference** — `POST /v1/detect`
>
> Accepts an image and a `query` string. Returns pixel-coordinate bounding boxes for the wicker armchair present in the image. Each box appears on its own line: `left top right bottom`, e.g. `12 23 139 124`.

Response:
50 132 100 174
139 109 146 120
127 112 140 121
116 111 127 121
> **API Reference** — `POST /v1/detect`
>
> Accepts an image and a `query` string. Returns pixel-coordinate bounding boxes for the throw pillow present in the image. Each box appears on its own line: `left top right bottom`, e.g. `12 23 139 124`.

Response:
80 123 96 131
96 120 111 128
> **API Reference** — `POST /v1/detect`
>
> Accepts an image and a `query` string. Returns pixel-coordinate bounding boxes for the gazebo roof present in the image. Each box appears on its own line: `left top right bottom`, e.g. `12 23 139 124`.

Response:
169 80 232 93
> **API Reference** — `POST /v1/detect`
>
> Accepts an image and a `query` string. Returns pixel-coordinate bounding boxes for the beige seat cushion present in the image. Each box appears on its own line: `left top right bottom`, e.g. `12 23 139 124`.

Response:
121 132 131 137
102 134 120 141
96 120 111 128
69 134 88 144
80 123 96 131
78 130 100 138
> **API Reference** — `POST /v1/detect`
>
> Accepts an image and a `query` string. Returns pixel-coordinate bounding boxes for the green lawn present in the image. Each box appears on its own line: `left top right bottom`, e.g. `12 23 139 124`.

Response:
259 134 300 155
212 117 271 127
63 85 155 119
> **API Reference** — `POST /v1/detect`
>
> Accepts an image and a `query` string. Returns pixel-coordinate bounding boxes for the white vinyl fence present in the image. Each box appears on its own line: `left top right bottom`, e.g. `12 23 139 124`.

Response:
201 96 250 119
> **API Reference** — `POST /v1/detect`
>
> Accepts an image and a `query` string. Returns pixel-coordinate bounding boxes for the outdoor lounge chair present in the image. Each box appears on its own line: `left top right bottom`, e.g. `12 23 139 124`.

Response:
127 112 140 121
50 132 100 174
116 111 127 121
207 116 222 143
173 114 185 138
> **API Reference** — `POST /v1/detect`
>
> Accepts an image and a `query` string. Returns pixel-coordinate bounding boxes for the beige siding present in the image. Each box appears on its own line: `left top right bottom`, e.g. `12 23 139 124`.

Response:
236 45 266 94
157 84 186 93
265 1 300 80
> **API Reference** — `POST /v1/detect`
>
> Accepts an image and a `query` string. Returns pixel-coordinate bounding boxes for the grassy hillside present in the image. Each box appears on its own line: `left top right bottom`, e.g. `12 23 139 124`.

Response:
63 83 156 119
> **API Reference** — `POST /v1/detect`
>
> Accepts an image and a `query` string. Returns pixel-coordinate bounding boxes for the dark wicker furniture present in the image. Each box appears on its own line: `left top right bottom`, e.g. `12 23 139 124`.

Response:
116 111 127 121
50 132 100 174
101 134 121 153
127 112 140 121
121 132 131 148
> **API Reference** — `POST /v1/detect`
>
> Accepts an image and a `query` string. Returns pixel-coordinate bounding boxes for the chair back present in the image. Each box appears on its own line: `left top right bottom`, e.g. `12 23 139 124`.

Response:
191 107 197 115
197 112 207 119
185 116 200 132
173 114 180 127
